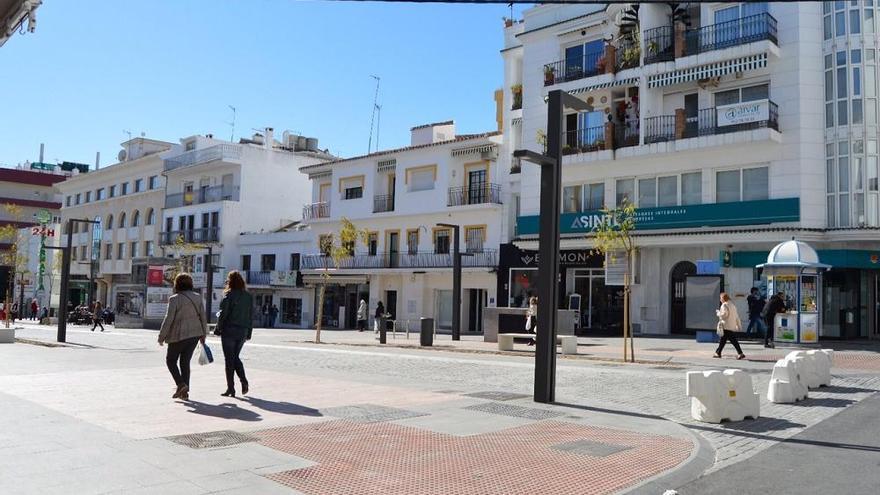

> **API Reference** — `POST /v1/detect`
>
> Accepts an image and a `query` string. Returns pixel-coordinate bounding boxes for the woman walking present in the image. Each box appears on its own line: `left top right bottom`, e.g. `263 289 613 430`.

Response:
525 296 538 346
714 292 745 360
158 273 207 400
91 301 105 332
356 299 367 332
374 301 385 333
216 271 253 397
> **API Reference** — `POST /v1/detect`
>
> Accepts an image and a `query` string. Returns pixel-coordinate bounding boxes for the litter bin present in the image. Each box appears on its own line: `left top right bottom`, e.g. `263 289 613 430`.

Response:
420 317 434 346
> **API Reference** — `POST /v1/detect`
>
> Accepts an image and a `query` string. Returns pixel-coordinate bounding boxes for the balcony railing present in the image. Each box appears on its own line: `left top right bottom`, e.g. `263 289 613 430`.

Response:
644 26 674 64
164 144 241 172
543 50 604 86
447 184 502 207
685 13 777 55
615 36 640 71
302 202 330 220
159 227 220 245
373 194 395 213
245 270 271 285
301 249 498 270
563 126 607 155
165 185 240 208
644 115 677 144
644 100 779 143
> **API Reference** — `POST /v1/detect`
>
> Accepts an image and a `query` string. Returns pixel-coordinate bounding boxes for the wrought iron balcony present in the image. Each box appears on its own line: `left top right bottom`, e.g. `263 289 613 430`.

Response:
302 202 330 220
685 13 777 55
644 26 675 64
159 227 220 245
543 50 604 86
165 185 240 208
164 144 241 172
245 270 271 285
447 184 502 207
644 100 779 144
373 194 395 213
300 249 498 270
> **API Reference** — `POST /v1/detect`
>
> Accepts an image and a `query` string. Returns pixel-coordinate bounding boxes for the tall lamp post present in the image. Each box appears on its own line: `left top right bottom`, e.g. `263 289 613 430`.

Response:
514 89 588 404
54 218 100 343
437 223 474 341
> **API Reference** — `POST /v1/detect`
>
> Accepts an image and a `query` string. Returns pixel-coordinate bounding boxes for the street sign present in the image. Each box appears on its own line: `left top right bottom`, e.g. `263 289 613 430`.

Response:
31 226 55 237
35 209 52 224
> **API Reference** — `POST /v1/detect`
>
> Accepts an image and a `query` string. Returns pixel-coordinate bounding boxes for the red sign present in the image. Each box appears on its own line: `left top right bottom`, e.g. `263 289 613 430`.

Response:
31 226 55 237
147 265 165 286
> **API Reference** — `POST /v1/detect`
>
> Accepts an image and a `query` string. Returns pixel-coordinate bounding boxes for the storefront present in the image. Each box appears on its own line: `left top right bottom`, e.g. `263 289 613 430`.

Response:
303 275 369 329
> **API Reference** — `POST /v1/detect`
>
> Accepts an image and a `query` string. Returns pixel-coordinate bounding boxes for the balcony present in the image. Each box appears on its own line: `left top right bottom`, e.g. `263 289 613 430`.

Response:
644 100 779 144
562 123 640 156
684 13 777 56
164 144 241 172
301 249 498 270
543 51 604 87
373 194 395 213
165 185 240 208
302 202 330 220
245 270 270 285
447 184 502 207
159 227 220 245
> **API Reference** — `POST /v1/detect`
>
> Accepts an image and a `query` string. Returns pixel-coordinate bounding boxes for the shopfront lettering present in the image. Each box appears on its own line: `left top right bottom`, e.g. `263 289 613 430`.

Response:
518 250 595 266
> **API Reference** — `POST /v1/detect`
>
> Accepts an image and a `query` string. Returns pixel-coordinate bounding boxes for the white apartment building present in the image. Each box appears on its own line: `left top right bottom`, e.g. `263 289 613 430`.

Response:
503 2 880 340
298 121 505 333
56 137 172 309
159 129 333 302
237 222 313 328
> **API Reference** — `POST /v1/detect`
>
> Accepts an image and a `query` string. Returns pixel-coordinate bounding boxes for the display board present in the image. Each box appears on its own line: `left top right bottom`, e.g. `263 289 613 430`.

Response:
145 287 172 319
685 275 723 331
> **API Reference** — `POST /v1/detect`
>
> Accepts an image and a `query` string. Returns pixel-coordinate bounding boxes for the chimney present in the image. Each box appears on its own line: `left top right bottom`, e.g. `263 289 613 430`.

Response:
410 120 456 146
95 151 101 170
265 127 274 149
39 143 44 163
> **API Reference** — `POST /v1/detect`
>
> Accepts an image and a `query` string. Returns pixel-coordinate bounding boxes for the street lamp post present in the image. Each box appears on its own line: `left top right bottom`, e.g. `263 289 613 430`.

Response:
55 218 100 343
437 223 473 341
205 245 214 324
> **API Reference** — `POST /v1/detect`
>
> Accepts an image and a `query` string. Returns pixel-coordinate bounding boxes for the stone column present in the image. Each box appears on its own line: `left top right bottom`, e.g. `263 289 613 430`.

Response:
674 21 687 59
604 122 616 150
604 44 616 75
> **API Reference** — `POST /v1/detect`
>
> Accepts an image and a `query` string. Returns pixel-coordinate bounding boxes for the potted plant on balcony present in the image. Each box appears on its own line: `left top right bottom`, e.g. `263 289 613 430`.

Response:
511 84 522 110
544 65 556 86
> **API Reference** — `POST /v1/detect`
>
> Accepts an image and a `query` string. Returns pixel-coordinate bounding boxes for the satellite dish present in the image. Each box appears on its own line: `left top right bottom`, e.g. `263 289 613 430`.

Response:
118 149 127 162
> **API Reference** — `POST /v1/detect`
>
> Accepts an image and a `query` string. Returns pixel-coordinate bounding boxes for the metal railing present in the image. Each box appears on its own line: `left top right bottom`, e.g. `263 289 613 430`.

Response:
165 185 240 208
615 124 640 149
543 50 604 86
644 100 779 143
615 36 640 71
164 144 241 172
447 183 502 206
245 271 271 285
159 227 220 245
644 26 674 64
373 194 395 213
302 202 330 220
685 13 777 55
644 115 677 143
563 126 606 155
301 249 498 270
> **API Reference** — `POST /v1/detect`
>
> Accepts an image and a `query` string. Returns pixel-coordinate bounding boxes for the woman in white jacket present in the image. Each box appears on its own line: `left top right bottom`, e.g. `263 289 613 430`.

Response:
714 292 745 360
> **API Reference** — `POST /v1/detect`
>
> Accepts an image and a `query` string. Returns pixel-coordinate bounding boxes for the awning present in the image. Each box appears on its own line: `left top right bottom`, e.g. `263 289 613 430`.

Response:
543 76 639 102
377 158 396 172
302 274 369 286
451 143 497 157
648 53 768 88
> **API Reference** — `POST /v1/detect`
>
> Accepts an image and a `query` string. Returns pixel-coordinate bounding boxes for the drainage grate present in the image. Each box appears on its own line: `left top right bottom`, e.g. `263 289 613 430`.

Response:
463 391 531 401
552 439 633 457
166 430 258 449
321 404 428 423
464 402 565 420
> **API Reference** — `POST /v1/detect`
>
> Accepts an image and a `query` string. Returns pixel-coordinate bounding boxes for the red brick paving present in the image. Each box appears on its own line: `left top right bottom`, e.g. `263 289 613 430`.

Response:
257 420 693 495
745 352 880 371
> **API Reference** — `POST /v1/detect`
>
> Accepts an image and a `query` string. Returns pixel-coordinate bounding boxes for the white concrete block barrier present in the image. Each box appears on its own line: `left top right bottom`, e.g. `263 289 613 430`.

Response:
686 369 760 423
767 356 809 403
784 350 834 389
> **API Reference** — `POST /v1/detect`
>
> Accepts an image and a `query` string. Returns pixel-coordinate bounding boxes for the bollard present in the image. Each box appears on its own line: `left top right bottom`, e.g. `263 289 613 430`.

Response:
378 316 387 344
420 317 434 346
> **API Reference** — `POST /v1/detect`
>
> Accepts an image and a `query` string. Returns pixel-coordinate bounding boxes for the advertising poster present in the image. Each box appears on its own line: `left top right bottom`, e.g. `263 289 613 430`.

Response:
775 313 796 342
145 287 172 318
147 266 165 286
800 313 819 343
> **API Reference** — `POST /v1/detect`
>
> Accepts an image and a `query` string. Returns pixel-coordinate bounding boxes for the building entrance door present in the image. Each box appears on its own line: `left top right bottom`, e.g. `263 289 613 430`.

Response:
467 289 485 333
670 261 697 334
567 268 621 335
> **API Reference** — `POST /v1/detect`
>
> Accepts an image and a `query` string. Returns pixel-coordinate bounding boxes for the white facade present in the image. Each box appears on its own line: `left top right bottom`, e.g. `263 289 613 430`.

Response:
299 123 506 332
504 2 880 340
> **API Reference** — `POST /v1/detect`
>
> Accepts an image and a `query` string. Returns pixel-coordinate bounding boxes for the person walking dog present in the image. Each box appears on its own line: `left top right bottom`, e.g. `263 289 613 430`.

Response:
714 292 745 360
158 273 207 401
215 271 253 397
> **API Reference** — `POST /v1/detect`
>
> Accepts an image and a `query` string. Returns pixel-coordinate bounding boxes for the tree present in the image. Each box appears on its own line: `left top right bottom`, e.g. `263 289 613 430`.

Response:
0 204 29 327
591 198 637 362
314 218 368 344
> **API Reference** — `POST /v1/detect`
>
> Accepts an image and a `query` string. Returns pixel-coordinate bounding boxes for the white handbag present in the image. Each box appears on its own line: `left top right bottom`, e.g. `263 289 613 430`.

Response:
525 316 532 331
716 319 725 336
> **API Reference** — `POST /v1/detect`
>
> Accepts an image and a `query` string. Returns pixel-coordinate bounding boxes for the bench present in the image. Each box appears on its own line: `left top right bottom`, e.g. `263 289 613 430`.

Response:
497 333 578 355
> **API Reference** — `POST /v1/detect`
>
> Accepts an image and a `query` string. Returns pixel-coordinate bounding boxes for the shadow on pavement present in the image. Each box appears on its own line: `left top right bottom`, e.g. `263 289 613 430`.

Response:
717 416 806 433
553 401 667 421
182 400 262 421
820 385 876 394
791 397 855 408
237 396 322 417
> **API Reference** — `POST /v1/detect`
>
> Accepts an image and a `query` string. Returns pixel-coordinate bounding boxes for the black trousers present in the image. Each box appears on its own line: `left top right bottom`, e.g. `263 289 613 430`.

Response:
715 330 744 356
166 337 200 387
221 337 247 390
764 317 775 346
92 317 104 331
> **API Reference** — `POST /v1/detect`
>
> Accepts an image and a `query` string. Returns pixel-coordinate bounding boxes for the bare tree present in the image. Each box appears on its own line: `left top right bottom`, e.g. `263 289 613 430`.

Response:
314 218 368 343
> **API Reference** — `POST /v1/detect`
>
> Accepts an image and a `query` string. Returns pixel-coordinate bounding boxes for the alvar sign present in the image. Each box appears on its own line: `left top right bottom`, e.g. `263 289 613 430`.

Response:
516 198 800 235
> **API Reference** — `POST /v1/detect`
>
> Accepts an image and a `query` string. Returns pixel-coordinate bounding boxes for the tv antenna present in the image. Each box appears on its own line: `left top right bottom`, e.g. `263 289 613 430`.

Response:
367 75 381 154
227 105 236 142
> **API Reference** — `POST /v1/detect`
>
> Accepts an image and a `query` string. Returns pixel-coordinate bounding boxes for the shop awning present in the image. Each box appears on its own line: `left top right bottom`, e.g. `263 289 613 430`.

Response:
647 53 768 88
543 76 640 102
301 274 369 286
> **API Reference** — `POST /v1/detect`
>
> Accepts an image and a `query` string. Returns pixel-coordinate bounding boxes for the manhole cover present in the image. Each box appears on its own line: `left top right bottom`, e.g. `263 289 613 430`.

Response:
463 391 530 401
552 439 633 457
321 404 428 423
166 430 258 449
464 402 565 420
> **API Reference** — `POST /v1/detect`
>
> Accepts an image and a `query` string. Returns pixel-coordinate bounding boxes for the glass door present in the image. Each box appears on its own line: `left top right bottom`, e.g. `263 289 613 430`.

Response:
468 169 487 204
387 232 399 268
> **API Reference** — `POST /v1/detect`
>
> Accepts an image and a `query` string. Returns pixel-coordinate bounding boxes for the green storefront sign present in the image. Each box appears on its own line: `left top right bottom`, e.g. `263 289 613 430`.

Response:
734 249 880 269
516 198 800 235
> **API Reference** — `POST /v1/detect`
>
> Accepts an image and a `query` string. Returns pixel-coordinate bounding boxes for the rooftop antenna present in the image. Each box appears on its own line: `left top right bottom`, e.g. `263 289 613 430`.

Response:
367 75 381 154
375 104 382 152
227 105 236 142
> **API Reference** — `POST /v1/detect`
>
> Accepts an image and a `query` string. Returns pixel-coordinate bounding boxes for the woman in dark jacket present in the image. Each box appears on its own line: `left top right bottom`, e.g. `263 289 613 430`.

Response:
216 271 254 397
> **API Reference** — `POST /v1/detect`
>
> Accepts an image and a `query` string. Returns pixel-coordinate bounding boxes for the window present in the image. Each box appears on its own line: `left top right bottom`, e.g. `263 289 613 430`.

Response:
71 246 77 260
853 99 864 124
340 176 364 200
742 167 769 201
185 140 196 151
717 167 769 202
149 176 159 189
714 84 769 106
637 178 656 207
564 39 604 80
681 172 702 205
75 193 81 205
121 182 129 195
839 100 849 125
109 185 116 198
260 254 276 271
96 188 104 200
65 196 71 207
344 186 363 200
319 235 333 256
82 245 88 260
135 179 144 192
145 241 154 257
586 183 604 210
407 229 419 255
241 255 251 271
368 233 378 256
119 212 127 228
407 166 436 192
616 179 634 206
104 243 112 260
465 226 485 253
851 8 861 34
290 253 300 271
146 209 155 225
836 11 846 36
105 214 113 230
85 191 91 203
658 176 678 207
117 243 126 259
716 170 742 203
131 241 139 258
562 185 582 213
131 210 140 227
434 229 450 254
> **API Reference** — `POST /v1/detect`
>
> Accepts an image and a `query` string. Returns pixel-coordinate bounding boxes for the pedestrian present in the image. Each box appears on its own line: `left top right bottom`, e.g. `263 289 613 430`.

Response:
31 299 38 320
713 292 745 360
761 291 787 349
374 301 385 333
525 296 538 346
40 306 48 323
261 302 269 327
215 270 253 397
356 299 367 332
158 273 207 401
10 302 18 323
269 304 279 328
91 301 105 332
745 287 766 337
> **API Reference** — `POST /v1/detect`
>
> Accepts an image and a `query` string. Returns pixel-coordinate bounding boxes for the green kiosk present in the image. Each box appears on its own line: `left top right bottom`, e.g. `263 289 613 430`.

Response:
757 240 830 344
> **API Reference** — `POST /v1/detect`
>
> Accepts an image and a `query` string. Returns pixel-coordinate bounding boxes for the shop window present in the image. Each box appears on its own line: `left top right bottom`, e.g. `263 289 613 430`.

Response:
616 179 634 206
586 183 604 210
681 172 702 205
509 269 538 308
281 298 303 325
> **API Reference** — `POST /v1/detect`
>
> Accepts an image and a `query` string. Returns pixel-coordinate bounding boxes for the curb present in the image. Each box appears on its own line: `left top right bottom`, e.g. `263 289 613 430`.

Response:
620 423 715 495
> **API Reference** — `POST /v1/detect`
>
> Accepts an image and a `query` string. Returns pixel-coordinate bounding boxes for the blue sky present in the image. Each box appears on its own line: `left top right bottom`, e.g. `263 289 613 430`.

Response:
1 1 527 167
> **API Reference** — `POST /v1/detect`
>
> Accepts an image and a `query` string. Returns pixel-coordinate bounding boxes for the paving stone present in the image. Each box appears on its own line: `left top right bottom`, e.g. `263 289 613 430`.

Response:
321 404 428 423
552 439 633 457
464 402 566 420
463 391 531 401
